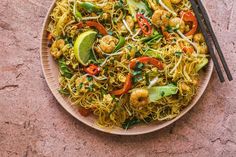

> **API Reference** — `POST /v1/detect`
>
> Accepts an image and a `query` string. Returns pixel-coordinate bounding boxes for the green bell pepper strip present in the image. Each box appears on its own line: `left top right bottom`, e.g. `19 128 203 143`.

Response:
73 0 82 20
79 2 100 13
73 1 100 20
113 36 125 52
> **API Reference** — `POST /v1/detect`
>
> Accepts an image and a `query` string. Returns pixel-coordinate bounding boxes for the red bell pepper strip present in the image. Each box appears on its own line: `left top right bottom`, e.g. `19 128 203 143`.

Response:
110 73 132 96
129 57 164 70
136 14 152 36
180 11 198 36
78 107 91 117
76 22 84 29
84 64 101 75
86 21 108 35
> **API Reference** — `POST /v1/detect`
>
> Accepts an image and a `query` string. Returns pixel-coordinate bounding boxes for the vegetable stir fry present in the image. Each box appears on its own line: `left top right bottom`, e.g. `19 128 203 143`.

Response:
47 0 209 129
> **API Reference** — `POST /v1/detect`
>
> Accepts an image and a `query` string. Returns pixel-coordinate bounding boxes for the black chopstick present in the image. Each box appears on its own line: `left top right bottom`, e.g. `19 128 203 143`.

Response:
188 0 225 82
195 0 233 81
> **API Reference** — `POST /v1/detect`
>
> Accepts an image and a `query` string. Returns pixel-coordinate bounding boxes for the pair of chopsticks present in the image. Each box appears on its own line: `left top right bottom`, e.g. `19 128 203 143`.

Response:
189 0 233 82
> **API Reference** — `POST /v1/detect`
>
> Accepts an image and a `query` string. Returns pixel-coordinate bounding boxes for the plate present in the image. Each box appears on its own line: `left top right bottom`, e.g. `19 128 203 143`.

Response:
40 0 213 135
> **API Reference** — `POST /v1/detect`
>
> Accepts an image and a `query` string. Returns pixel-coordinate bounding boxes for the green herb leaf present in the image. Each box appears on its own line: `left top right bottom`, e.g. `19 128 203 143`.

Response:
175 51 182 58
132 75 143 84
137 62 144 69
58 57 73 78
64 37 73 47
166 25 178 33
87 76 93 82
108 30 113 36
122 117 141 129
58 88 70 95
79 83 83 89
88 84 93 91
133 70 142 76
108 102 119 116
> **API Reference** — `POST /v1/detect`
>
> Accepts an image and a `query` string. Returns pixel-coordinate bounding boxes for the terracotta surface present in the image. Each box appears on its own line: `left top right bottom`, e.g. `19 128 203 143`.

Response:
0 0 236 156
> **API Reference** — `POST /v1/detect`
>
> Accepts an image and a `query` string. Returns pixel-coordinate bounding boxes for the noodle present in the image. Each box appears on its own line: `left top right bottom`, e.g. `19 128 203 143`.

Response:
47 0 209 129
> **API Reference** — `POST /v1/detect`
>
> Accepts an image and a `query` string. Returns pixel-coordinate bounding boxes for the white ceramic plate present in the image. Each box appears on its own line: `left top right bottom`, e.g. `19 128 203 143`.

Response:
40 0 213 135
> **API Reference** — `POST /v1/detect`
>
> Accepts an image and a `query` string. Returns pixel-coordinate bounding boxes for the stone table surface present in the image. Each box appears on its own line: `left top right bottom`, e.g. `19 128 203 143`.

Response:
1 0 236 157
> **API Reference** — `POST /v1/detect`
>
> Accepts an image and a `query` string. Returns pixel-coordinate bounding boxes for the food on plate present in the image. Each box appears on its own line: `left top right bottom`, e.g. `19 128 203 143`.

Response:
47 0 209 129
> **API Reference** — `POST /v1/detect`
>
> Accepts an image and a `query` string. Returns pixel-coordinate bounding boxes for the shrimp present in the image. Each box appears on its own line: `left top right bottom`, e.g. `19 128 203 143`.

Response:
99 35 118 53
101 13 110 21
130 89 149 107
147 0 161 10
193 33 208 54
117 16 134 34
197 43 208 54
193 33 205 43
151 10 170 27
169 17 186 33
50 39 65 59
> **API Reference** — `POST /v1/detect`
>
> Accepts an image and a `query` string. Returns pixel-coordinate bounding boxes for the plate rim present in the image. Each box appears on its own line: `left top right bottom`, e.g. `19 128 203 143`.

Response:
40 0 213 135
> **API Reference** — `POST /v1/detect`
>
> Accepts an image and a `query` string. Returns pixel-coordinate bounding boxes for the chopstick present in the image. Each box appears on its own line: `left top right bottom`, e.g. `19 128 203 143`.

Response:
188 0 225 82
195 0 233 81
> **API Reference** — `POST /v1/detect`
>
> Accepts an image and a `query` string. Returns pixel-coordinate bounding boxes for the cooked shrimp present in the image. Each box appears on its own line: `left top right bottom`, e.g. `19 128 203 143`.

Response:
151 10 170 27
101 12 110 21
99 35 118 53
193 33 207 54
193 33 205 43
50 39 65 58
197 43 208 54
117 16 134 33
125 16 134 30
130 89 149 107
169 17 185 33
147 0 161 10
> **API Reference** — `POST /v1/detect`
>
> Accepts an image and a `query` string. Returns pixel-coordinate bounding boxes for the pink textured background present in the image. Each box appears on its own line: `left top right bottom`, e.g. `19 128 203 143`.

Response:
1 0 236 156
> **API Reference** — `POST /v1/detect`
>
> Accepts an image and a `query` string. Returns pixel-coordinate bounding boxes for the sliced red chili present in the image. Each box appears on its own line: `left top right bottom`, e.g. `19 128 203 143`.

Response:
86 21 108 35
129 57 164 70
180 11 198 36
136 14 152 36
110 73 132 96
84 64 101 75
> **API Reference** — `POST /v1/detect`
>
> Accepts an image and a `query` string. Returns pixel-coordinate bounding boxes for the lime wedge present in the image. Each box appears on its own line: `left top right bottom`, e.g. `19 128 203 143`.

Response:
74 30 97 65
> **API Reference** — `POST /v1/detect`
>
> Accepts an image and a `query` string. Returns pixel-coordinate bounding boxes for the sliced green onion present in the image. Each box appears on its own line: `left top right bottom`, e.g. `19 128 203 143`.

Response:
114 36 125 52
